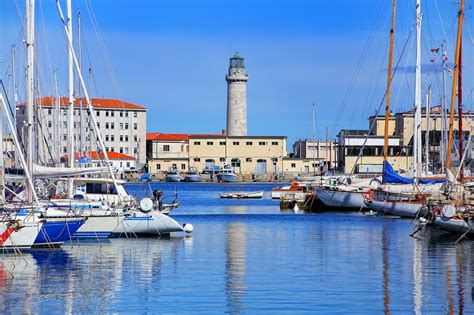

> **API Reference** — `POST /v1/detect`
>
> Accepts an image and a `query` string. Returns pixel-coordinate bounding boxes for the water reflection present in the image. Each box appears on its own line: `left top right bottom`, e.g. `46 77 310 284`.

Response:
225 221 247 313
0 237 184 313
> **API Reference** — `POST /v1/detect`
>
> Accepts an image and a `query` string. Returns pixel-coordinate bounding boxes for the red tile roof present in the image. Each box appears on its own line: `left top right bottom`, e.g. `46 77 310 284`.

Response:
18 96 146 110
146 132 224 141
63 151 136 160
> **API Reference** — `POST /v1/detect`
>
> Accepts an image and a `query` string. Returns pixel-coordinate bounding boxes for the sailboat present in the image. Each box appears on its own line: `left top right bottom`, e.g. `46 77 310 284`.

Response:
424 0 474 236
41 0 193 238
363 0 447 218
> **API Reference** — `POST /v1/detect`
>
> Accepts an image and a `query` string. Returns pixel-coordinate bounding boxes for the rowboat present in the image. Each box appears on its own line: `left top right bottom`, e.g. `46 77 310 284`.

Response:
219 191 264 199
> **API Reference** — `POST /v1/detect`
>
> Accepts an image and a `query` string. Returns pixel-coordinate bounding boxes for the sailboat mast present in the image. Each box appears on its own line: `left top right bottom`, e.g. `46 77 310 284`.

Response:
425 85 431 174
440 43 447 172
458 37 463 181
25 0 35 203
446 0 465 170
77 11 85 155
413 0 422 180
383 0 397 161
67 0 75 198
312 103 316 175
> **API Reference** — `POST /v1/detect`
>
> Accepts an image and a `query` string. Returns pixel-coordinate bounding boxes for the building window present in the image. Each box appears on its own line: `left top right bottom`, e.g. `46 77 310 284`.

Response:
111 147 115 152
220 158 225 162
96 111 100 117
194 141 201 145
126 162 130 167
233 141 240 145
134 112 137 118
207 141 214 145
106 122 109 129
231 158 240 167
172 163 177 168
48 121 52 128
125 111 129 117
194 158 200 162
259 141 266 145
246 158 252 162
120 135 123 142
97 122 100 128
120 147 123 153
272 141 278 145
291 163 296 168
105 111 109 117
125 123 129 130
134 123 137 130
48 109 52 115
125 135 129 142
120 111 123 117
105 135 109 141
181 164 186 170
163 145 170 152
134 135 137 142
157 164 161 170
125 147 129 154
134 148 137 154
120 123 124 129
246 141 252 145
220 141 226 145
111 135 115 141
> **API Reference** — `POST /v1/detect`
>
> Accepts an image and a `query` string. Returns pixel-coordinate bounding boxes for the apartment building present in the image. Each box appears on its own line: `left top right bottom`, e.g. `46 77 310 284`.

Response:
17 96 147 165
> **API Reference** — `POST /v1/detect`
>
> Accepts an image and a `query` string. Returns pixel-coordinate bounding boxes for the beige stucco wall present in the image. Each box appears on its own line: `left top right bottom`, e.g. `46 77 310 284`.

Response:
148 158 189 173
343 156 412 174
369 116 396 137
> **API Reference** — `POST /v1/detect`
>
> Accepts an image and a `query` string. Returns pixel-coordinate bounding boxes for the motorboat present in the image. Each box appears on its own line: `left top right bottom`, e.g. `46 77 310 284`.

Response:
219 191 264 199
185 167 202 182
216 164 239 183
166 168 183 182
271 182 307 199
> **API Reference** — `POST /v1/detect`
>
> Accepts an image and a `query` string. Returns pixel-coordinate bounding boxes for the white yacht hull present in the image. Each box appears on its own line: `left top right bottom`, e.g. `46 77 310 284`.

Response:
112 211 185 236
0 221 42 250
315 188 365 209
73 214 123 239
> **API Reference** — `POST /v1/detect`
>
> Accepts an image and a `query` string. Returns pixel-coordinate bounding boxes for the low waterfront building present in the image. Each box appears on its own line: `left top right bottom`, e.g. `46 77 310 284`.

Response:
146 133 289 178
17 96 147 165
292 139 338 169
337 106 474 174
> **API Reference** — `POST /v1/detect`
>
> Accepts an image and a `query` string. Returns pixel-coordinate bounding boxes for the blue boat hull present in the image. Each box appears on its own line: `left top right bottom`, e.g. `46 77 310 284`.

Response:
33 219 85 247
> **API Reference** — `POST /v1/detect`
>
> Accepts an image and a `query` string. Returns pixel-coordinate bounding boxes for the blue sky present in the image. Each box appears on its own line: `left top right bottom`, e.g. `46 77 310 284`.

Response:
0 0 473 147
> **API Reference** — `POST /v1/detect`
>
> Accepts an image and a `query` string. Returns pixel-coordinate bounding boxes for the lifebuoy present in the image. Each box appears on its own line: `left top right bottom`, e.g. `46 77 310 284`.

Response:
363 190 375 202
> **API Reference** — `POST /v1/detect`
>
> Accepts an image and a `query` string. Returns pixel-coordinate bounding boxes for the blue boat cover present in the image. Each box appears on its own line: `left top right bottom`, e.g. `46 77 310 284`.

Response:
382 161 444 184
140 173 151 181
77 157 91 163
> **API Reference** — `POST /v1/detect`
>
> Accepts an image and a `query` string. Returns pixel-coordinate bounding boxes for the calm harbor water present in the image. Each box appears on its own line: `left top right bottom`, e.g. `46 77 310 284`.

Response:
1 182 474 313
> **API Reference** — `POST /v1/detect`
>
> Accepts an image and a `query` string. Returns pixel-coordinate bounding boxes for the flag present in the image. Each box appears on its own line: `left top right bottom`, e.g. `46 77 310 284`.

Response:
431 48 440 53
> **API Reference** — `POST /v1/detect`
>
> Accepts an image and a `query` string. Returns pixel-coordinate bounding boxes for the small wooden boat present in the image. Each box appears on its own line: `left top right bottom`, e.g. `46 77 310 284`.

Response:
271 182 307 199
219 191 264 199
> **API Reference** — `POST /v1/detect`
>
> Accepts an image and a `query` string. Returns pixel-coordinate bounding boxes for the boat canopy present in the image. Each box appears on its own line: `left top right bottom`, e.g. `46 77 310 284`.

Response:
382 161 444 184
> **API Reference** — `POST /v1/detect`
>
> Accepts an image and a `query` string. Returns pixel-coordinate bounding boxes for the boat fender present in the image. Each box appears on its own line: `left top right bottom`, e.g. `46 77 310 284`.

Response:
139 198 153 213
183 223 194 233
363 190 375 202
442 204 456 219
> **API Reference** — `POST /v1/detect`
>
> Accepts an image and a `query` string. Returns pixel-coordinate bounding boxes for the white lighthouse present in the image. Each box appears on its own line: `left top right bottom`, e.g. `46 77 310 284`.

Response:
226 53 248 136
